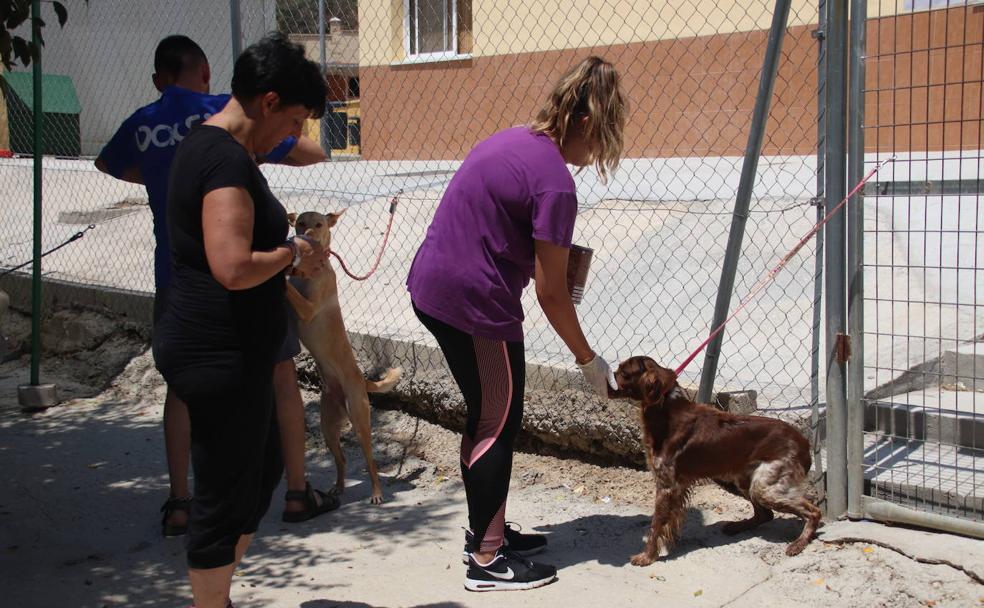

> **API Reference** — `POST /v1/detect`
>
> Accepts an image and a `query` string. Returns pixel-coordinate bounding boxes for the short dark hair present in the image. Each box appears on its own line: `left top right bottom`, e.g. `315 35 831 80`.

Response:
154 35 207 80
232 32 327 118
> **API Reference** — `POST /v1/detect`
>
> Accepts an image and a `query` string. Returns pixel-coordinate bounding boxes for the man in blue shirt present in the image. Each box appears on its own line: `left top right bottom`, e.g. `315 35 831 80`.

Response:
96 35 331 536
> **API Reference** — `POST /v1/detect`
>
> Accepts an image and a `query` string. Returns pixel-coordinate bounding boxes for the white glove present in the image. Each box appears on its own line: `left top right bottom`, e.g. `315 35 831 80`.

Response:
577 354 617 399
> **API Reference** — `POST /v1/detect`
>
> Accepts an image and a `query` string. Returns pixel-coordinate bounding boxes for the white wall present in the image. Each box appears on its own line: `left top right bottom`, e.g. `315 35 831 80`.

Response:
7 0 275 155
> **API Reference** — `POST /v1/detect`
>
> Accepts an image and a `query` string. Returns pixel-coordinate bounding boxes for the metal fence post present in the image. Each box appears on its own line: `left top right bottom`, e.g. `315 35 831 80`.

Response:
697 0 793 404
229 0 243 60
318 0 331 155
824 0 849 520
17 0 58 411
846 0 866 520
29 0 42 387
809 0 827 485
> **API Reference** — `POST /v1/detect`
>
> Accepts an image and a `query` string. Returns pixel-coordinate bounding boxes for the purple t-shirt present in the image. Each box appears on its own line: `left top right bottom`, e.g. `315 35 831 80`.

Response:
407 127 578 341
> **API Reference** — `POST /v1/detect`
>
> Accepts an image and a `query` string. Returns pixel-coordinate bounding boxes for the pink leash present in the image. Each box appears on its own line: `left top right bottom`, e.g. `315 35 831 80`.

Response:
329 192 400 281
673 155 897 376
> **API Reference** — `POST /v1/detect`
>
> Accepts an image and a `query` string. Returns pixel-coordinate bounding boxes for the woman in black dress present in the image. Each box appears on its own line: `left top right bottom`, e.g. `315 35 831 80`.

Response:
153 33 327 608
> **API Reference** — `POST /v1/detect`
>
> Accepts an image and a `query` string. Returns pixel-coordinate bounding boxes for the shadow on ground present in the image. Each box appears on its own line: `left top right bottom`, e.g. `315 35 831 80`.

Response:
0 351 457 608
535 507 809 570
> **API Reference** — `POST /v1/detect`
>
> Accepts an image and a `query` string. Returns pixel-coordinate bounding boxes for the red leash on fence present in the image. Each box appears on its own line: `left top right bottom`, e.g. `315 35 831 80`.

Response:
673 155 897 377
329 191 401 281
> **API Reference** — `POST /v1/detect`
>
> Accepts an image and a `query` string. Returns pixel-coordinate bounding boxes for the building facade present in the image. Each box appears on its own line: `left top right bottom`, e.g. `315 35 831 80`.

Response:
357 0 983 160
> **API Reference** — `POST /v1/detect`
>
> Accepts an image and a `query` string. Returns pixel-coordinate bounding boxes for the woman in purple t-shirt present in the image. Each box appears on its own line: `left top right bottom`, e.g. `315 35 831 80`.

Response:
407 56 627 591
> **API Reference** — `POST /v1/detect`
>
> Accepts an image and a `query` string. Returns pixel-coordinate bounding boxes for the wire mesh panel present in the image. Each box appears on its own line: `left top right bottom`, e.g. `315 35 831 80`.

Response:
0 0 828 415
861 0 984 520
272 0 827 412
0 0 276 314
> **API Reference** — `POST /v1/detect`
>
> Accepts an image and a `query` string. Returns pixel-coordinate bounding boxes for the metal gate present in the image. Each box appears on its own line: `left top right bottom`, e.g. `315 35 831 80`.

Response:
848 0 984 535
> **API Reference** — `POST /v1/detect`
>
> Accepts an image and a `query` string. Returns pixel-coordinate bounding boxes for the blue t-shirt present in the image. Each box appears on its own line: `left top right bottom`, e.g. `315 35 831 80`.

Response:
98 85 295 289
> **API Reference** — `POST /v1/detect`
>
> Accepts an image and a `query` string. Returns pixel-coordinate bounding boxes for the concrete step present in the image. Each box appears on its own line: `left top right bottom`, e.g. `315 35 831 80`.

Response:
865 389 984 450
942 342 984 392
866 340 984 399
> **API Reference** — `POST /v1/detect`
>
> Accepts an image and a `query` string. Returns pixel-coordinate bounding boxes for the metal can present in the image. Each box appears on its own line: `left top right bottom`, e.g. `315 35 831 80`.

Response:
566 244 593 305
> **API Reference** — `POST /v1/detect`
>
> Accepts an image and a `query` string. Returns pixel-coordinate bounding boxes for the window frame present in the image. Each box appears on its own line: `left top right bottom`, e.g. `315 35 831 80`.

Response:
402 0 468 63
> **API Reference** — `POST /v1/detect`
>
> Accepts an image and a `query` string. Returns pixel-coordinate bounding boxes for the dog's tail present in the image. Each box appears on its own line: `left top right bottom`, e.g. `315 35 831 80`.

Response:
366 367 402 393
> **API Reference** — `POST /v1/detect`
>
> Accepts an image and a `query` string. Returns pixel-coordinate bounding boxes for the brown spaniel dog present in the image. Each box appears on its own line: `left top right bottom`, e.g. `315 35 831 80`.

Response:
610 356 821 566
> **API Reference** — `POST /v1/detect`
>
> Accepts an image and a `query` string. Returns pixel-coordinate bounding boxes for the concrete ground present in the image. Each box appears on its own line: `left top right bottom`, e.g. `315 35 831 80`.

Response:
1 318 983 607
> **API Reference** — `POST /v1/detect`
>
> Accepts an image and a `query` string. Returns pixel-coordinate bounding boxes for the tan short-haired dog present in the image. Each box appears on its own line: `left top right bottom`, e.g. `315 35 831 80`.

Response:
286 210 402 505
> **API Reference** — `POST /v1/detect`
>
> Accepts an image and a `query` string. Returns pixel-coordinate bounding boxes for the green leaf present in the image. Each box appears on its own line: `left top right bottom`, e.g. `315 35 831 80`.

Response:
12 35 31 68
52 2 68 27
8 0 30 28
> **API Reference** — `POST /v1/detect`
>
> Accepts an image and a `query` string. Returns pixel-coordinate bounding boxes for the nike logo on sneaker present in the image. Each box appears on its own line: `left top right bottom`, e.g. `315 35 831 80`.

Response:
487 566 515 580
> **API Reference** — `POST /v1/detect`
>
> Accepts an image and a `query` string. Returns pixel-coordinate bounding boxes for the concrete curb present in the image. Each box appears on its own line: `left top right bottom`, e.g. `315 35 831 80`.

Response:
865 399 983 450
0 273 153 325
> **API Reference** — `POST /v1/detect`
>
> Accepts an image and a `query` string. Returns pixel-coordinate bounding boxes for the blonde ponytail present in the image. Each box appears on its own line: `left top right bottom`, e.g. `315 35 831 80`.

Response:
530 56 627 183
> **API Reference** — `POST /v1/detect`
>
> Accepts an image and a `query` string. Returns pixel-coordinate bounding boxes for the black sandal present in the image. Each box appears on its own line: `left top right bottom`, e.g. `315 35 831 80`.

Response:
282 481 340 523
161 495 192 537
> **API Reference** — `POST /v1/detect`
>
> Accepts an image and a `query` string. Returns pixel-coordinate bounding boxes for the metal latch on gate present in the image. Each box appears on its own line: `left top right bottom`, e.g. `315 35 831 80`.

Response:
835 333 852 364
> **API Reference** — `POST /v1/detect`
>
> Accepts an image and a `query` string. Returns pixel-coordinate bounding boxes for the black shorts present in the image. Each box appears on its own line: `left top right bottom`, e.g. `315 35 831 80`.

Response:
164 357 284 570
274 306 301 362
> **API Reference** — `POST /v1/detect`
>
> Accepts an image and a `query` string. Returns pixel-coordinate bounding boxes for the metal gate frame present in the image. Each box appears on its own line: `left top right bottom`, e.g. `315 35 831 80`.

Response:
845 0 984 538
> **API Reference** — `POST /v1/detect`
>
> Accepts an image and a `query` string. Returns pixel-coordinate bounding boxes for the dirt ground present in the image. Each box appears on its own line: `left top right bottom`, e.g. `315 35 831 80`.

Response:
1 309 982 608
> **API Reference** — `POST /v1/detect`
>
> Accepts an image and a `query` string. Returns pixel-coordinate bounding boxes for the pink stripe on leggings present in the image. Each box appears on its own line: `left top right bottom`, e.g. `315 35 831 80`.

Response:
480 499 508 553
460 336 512 469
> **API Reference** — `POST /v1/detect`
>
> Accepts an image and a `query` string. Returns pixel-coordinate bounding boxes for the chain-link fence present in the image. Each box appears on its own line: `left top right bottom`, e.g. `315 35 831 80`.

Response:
855 0 984 524
0 0 828 415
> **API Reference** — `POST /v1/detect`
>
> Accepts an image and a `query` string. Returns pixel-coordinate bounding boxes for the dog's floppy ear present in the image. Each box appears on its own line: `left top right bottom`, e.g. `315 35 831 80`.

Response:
325 209 346 227
286 212 297 226
640 367 677 406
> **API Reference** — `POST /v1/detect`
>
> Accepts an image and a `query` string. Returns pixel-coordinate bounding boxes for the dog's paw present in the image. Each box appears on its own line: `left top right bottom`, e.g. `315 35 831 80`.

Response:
369 494 385 506
785 540 809 556
630 552 656 567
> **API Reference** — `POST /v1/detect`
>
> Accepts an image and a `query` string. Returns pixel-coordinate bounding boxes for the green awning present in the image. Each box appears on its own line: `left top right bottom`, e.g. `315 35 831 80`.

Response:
1 71 81 114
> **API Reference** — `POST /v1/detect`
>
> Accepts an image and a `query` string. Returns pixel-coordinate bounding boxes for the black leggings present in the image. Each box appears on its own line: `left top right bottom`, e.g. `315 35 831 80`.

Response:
414 305 525 553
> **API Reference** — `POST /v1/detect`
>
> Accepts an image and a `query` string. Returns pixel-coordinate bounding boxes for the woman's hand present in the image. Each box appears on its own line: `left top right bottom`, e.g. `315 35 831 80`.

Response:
577 353 617 399
291 235 325 278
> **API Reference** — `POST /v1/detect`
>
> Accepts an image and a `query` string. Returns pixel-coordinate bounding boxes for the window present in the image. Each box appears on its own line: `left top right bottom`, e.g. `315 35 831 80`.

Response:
903 0 984 9
404 0 472 60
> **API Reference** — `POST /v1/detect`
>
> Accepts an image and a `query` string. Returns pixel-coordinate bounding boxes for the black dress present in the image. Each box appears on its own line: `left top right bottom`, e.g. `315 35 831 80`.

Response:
153 124 288 570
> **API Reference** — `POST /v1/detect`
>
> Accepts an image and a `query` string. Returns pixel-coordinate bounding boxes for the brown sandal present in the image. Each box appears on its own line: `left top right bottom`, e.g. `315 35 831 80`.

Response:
282 481 340 523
